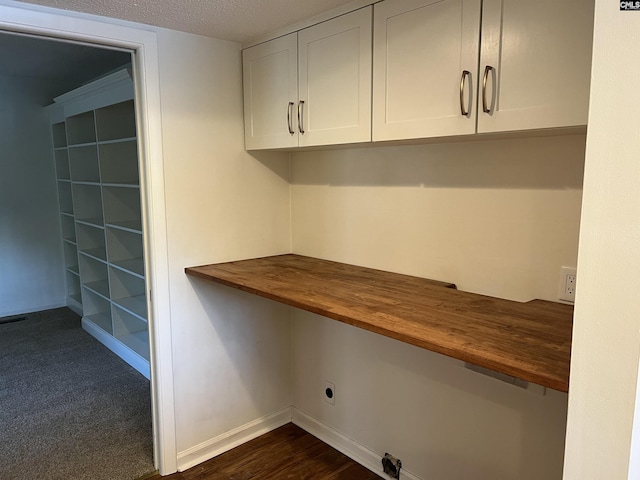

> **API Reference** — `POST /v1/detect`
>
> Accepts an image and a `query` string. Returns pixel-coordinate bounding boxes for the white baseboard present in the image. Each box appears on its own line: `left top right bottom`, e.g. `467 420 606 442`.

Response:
177 407 293 472
292 408 422 480
81 316 150 379
0 301 67 319
66 296 83 316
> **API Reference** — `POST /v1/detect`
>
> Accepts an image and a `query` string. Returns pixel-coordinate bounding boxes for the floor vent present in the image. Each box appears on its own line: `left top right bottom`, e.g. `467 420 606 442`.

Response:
0 316 27 325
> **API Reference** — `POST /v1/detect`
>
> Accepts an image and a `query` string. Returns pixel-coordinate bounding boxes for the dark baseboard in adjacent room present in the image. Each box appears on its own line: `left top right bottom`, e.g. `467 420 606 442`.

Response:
0 315 27 325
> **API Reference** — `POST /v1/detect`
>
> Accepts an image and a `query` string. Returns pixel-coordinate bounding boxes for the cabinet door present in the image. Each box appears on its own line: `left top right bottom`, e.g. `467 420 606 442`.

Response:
373 0 481 141
298 7 372 147
243 33 298 149
478 0 594 133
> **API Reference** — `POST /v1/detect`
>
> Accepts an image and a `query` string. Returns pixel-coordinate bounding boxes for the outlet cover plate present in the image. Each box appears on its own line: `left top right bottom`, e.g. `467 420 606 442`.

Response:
559 267 577 303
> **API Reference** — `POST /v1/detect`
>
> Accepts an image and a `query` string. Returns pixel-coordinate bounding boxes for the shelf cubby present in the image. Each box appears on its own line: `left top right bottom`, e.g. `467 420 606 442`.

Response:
95 100 136 142
66 110 96 145
76 222 107 261
50 70 148 378
57 181 74 215
109 266 147 320
66 265 82 316
103 186 142 232
66 269 81 299
69 145 100 183
79 253 110 299
112 304 149 360
82 287 112 334
99 140 139 185
52 122 67 148
54 149 70 179
63 241 79 272
60 215 77 243
106 227 144 277
72 183 104 226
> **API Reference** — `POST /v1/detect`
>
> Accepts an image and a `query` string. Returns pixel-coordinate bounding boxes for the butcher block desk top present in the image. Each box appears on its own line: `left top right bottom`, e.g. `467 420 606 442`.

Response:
185 254 573 392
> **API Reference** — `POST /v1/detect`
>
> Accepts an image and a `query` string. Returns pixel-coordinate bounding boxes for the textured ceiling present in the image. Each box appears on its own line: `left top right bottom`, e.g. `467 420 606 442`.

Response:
2 0 359 103
15 0 359 44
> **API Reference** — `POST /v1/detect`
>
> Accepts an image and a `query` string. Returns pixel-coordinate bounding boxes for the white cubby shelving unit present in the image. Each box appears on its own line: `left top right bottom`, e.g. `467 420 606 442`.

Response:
48 68 150 379
52 120 83 315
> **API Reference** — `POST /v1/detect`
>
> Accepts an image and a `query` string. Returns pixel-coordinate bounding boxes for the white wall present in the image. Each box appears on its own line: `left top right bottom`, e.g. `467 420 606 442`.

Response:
2 4 618 479
153 28 293 466
0 1 293 474
293 311 569 479
564 2 640 478
292 134 585 302
290 134 585 479
0 74 66 317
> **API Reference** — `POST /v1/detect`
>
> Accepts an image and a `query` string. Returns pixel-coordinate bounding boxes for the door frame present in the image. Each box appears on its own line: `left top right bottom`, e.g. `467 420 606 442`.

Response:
0 2 177 474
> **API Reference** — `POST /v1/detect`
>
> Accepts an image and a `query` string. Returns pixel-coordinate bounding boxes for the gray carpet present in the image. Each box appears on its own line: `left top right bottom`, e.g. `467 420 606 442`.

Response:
0 307 155 479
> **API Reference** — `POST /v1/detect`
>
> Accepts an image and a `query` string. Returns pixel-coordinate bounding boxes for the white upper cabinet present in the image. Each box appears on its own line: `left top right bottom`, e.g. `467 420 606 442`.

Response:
477 0 594 133
298 7 372 147
243 33 298 150
373 0 481 141
243 0 594 149
242 8 372 150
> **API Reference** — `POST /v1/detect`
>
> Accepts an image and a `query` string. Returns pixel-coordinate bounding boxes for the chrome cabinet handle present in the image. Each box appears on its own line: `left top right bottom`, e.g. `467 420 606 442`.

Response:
482 65 495 114
287 102 294 135
459 70 471 116
298 100 305 134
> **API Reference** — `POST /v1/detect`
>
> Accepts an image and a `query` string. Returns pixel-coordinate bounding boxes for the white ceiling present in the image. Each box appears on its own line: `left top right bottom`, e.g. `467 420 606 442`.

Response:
15 0 359 45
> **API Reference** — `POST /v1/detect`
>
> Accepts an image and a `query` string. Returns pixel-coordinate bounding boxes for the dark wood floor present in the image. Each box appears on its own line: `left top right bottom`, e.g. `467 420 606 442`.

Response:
144 423 382 480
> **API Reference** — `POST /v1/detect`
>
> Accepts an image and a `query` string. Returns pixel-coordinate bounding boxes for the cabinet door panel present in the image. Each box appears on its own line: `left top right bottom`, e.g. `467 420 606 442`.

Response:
243 33 298 149
478 0 594 133
298 7 372 147
373 0 481 141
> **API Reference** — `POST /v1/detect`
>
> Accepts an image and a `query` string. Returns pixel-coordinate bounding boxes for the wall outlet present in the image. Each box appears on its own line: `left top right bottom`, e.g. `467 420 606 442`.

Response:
324 381 335 405
558 267 577 303
382 453 402 479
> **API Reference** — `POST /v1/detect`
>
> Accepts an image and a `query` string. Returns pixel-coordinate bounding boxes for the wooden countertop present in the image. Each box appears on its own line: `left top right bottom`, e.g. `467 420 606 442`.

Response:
185 254 573 392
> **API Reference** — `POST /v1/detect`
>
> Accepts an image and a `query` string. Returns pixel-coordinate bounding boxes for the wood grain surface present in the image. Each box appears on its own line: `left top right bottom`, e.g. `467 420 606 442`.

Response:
186 254 573 392
141 423 381 480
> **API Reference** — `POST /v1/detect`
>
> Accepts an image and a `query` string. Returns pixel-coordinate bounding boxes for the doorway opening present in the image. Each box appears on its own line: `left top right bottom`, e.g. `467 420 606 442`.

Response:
0 30 156 478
